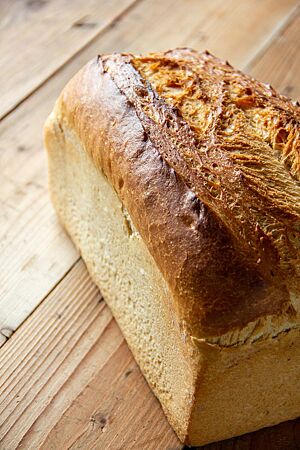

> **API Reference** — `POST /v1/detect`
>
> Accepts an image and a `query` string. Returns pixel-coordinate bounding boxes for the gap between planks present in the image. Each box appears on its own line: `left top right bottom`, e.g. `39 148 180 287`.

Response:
248 8 300 100
245 3 300 73
243 1 300 72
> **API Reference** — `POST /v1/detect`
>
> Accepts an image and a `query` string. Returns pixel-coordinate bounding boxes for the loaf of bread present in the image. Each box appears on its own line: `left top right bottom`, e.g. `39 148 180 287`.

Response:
44 48 300 446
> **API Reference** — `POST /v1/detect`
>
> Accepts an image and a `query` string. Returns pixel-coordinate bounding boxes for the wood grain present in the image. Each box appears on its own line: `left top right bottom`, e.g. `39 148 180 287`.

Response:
1 0 298 338
108 0 298 68
0 0 297 119
0 195 79 337
0 0 138 119
0 260 180 450
248 6 300 100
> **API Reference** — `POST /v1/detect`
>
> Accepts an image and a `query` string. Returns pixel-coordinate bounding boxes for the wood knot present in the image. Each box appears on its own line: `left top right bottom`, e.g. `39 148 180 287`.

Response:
0 328 13 339
90 412 108 431
124 369 133 378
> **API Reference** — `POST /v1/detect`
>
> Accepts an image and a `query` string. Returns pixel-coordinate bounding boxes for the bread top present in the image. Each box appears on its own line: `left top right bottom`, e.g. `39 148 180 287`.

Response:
57 48 300 341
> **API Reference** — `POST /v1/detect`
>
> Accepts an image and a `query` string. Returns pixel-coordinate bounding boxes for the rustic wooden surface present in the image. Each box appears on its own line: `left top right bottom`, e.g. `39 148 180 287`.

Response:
0 1 299 449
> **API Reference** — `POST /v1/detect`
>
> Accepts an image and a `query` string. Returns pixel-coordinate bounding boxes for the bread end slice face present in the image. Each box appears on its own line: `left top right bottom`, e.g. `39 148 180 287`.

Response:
187 329 300 445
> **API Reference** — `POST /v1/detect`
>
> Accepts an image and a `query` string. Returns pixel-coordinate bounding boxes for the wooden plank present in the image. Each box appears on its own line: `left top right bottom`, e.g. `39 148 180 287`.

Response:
0 196 79 336
1 0 297 120
1 0 298 337
0 0 138 119
248 9 300 100
111 0 299 68
0 260 180 449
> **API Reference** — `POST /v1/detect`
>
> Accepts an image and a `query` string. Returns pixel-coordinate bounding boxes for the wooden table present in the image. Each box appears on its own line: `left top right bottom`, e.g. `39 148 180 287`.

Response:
0 1 299 448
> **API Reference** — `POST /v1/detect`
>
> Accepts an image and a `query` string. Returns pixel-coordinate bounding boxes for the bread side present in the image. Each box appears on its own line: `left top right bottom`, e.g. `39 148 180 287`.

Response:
44 110 200 440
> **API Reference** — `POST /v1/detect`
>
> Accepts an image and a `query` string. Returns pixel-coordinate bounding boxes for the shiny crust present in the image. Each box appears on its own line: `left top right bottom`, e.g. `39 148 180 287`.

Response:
57 49 300 337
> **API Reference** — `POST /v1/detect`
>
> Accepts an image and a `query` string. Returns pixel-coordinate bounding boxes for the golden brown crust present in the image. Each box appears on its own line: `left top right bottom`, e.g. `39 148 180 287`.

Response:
57 49 300 337
131 49 300 295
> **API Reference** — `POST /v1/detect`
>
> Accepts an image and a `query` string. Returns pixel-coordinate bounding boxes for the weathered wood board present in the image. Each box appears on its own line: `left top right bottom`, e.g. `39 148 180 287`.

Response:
0 1 299 448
